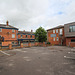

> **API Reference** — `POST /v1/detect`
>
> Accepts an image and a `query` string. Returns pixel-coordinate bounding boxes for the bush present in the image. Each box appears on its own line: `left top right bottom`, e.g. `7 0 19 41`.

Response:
47 42 51 45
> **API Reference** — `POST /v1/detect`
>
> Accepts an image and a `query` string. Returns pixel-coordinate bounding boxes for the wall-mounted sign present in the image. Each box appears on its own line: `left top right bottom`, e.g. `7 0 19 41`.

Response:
51 34 56 37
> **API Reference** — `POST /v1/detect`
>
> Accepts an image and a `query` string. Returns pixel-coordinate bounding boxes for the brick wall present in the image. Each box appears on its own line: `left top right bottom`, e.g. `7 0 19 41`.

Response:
18 34 35 39
66 37 75 47
70 42 75 47
2 42 11 46
47 28 66 45
0 29 18 41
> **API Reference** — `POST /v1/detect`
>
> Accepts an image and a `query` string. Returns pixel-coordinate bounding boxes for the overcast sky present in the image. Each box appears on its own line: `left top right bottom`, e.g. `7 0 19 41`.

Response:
0 0 75 31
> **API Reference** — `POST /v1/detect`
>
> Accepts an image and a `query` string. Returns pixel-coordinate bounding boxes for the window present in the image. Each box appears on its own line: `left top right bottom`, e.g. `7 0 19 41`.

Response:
12 42 15 44
69 25 75 32
0 28 2 32
57 37 59 41
12 34 15 38
21 35 22 38
53 30 55 33
53 38 55 41
73 26 75 32
51 34 56 37
56 29 58 33
71 39 75 42
0 42 2 45
26 35 28 38
60 29 62 35
30 35 32 38
0 35 1 39
12 29 15 33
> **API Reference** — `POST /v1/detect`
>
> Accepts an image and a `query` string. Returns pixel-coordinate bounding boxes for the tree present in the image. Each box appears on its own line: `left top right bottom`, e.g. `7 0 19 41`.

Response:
35 27 47 42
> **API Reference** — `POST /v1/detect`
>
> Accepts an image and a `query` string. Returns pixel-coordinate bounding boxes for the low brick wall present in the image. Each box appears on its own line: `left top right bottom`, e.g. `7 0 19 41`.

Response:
23 43 28 47
35 42 39 46
70 42 75 47
31 43 35 46
0 42 47 50
2 42 11 46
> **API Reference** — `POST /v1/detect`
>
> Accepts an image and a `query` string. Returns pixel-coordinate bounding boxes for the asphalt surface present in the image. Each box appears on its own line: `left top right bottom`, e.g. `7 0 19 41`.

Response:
0 46 75 75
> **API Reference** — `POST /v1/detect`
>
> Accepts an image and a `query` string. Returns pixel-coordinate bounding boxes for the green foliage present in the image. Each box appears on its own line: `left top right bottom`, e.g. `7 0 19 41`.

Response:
47 42 51 45
35 27 47 42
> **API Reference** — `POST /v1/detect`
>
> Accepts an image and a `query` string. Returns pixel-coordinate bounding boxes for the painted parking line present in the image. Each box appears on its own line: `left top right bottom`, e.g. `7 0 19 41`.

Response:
68 52 75 54
0 50 10 56
64 56 75 60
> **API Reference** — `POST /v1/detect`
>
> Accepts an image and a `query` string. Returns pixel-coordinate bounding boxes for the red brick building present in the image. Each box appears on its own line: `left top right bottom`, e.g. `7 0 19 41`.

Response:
47 25 66 45
0 21 35 46
17 30 35 45
0 21 18 46
47 22 75 47
64 22 75 47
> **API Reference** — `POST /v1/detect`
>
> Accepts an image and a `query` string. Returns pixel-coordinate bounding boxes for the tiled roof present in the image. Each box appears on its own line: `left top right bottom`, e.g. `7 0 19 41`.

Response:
18 31 34 34
47 25 64 31
0 24 18 30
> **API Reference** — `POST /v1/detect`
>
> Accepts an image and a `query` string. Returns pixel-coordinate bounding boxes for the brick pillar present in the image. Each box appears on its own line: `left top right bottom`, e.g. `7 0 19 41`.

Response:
39 42 41 46
28 43 31 47
43 42 46 47
9 44 12 49
35 42 37 46
20 43 23 48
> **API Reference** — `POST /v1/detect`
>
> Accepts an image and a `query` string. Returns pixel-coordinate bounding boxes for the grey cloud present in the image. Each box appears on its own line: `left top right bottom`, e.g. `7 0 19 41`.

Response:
0 0 75 31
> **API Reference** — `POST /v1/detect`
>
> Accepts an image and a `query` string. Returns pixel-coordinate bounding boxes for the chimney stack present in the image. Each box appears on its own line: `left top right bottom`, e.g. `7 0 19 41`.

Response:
24 30 25 32
31 30 33 32
6 20 9 26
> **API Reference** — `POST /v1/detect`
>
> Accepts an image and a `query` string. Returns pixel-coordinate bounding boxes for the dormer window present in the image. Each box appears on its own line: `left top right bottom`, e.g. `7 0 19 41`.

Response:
0 28 2 32
12 29 15 33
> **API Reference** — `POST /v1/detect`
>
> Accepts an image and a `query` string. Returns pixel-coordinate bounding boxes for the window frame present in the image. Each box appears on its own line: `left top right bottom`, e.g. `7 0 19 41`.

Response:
21 35 23 38
53 37 55 41
60 29 63 35
26 35 28 38
12 34 15 38
12 42 15 44
69 25 75 32
56 29 58 33
53 30 55 33
57 37 59 41
0 35 1 38
0 28 2 32
12 29 15 33
30 35 32 38
71 39 75 42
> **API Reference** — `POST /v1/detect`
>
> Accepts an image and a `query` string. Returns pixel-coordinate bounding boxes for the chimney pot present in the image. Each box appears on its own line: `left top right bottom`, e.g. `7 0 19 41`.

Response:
6 20 9 26
31 30 33 32
24 30 25 32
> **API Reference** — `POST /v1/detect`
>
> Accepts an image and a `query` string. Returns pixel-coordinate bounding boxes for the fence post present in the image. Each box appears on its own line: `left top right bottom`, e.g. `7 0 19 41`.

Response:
9 44 12 49
20 43 23 48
